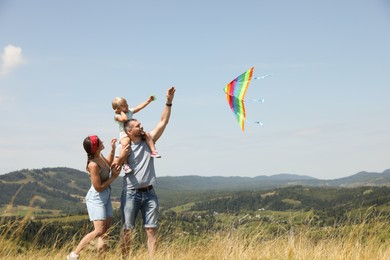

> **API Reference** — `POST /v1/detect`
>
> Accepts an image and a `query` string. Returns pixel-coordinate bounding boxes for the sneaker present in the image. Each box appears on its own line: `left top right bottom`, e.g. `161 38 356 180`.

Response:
67 251 79 260
151 151 161 158
123 164 132 174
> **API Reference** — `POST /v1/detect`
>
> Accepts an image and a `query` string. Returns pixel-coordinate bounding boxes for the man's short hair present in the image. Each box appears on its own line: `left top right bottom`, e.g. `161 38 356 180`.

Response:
124 119 137 132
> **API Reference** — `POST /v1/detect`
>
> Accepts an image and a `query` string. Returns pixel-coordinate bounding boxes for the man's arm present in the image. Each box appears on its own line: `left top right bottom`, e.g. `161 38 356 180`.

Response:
150 87 175 142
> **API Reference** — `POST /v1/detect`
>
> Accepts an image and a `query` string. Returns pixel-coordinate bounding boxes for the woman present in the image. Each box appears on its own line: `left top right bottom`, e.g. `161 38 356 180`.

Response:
67 135 127 260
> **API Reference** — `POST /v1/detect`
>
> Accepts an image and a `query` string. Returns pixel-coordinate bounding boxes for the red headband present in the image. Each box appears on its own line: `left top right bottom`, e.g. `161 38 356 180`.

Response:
89 135 99 154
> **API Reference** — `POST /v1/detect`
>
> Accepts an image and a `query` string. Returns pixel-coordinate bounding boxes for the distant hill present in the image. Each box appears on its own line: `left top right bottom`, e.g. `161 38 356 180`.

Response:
156 174 316 191
0 168 94 214
190 185 390 216
285 169 390 187
1 167 390 215
156 170 390 191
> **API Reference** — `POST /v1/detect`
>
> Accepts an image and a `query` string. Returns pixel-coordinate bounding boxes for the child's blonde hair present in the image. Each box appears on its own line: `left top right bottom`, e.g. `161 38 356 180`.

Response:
112 97 128 110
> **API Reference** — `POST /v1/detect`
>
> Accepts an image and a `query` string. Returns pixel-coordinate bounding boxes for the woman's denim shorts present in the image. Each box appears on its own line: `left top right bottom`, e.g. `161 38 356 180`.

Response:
86 187 113 221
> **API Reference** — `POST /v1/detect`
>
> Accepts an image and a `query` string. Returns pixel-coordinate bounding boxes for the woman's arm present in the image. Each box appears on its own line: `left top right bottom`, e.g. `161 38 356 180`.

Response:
88 162 120 192
103 138 117 165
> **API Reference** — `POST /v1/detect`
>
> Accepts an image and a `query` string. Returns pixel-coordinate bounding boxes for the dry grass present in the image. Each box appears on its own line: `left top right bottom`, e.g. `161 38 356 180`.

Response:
2 215 390 260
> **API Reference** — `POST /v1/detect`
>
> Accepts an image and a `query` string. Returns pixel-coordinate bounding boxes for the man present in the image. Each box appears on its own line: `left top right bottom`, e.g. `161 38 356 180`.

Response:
118 86 175 258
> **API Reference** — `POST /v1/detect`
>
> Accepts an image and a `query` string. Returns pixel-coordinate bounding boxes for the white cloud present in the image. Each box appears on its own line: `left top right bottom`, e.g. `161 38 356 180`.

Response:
0 44 25 76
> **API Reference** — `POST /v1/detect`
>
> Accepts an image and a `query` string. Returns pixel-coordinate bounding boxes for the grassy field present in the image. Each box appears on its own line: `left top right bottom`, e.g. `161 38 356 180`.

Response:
2 211 390 260
2 225 390 259
0 205 62 218
3 184 390 259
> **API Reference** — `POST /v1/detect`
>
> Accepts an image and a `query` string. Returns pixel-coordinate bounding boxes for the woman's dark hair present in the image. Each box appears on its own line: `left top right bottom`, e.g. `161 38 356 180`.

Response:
83 135 100 171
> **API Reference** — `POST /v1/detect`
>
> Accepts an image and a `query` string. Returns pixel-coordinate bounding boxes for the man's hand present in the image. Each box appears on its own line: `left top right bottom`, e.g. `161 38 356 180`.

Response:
166 86 175 104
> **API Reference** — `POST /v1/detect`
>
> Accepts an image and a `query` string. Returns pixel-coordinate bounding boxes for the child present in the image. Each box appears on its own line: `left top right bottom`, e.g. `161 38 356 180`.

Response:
112 95 161 174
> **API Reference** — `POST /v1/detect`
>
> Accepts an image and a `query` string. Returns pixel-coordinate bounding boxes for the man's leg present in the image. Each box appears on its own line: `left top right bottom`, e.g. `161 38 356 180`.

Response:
145 227 157 256
142 189 159 256
120 190 140 259
121 229 132 259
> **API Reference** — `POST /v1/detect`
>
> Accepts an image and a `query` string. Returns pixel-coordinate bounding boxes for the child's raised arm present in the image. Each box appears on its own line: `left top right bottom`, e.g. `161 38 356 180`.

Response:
133 95 155 114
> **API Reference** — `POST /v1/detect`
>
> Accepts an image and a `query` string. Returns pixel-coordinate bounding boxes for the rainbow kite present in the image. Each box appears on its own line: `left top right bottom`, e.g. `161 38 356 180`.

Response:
223 67 254 131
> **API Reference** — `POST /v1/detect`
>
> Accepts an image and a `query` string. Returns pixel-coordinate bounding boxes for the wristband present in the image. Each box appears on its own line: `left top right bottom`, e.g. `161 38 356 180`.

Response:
166 103 172 107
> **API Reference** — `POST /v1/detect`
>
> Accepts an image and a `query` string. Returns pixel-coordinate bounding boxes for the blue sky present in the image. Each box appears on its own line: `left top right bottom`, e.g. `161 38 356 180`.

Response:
1 0 389 179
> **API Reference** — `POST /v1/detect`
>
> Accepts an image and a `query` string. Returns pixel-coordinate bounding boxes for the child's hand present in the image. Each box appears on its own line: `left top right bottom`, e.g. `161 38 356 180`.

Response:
148 95 155 102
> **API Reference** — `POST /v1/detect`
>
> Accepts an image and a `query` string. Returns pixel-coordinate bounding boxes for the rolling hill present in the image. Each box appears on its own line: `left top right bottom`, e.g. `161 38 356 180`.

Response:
1 167 390 215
